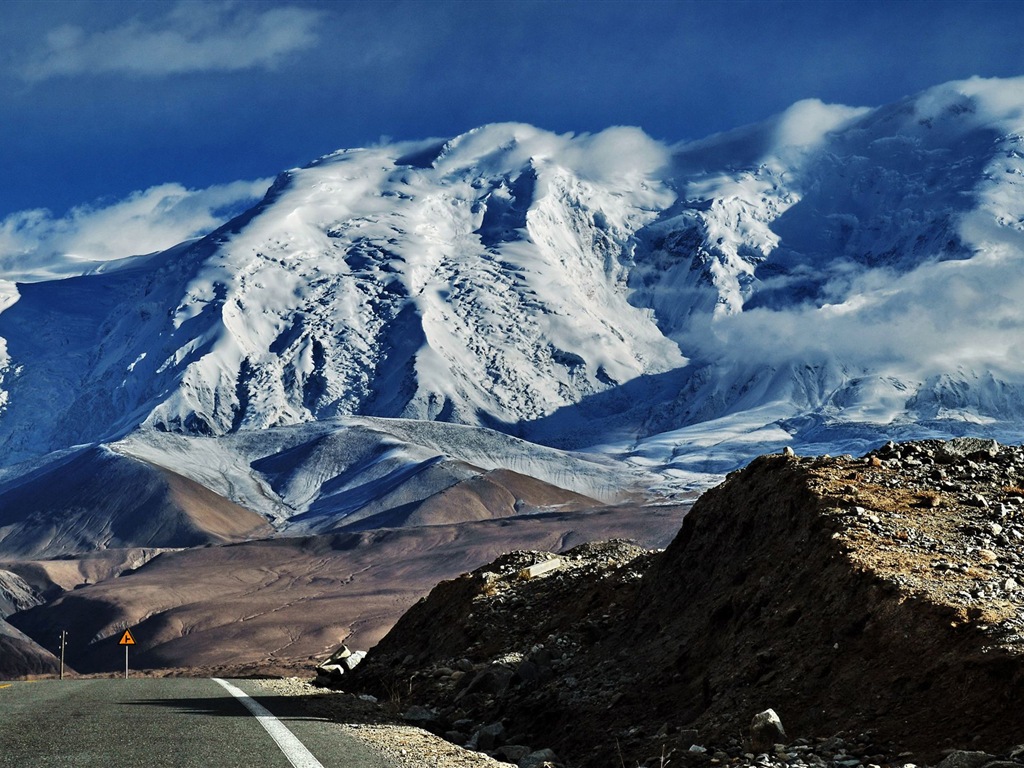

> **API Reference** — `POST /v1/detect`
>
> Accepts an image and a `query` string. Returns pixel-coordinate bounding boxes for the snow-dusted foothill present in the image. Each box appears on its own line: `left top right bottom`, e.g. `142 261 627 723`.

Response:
0 76 1023 514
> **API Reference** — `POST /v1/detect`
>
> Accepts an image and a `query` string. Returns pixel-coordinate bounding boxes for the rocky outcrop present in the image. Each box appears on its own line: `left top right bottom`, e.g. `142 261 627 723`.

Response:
629 441 1024 755
342 440 1024 767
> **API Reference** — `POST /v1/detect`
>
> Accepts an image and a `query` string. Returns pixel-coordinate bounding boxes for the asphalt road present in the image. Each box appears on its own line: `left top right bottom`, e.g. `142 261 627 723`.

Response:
0 678 392 767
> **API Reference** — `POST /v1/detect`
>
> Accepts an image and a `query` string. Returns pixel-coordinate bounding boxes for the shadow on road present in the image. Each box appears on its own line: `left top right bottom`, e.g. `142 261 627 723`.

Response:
128 689 396 728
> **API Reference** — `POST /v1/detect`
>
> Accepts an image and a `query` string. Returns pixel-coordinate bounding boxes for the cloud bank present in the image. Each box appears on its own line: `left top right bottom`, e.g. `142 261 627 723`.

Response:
20 2 323 81
0 178 270 280
701 250 1024 383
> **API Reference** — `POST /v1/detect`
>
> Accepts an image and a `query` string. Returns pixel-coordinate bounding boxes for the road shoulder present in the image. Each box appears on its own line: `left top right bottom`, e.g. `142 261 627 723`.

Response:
255 678 514 768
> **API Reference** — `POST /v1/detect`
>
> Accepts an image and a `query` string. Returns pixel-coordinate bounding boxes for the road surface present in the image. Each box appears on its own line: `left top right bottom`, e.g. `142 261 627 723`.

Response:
0 677 392 767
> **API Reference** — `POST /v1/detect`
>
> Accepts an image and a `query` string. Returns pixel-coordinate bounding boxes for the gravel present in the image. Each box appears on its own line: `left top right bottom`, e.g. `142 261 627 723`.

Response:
257 678 514 768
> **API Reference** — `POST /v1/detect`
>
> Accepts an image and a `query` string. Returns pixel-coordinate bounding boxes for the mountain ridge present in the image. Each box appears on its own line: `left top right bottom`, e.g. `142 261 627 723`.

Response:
1 76 1023 528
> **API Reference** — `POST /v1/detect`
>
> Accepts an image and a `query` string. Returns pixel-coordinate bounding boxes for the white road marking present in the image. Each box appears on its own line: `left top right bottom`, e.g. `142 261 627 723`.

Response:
213 677 326 768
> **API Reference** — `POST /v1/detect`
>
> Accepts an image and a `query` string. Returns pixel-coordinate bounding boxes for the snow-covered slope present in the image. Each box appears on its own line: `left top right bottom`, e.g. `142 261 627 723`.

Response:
610 78 1024 483
1 76 1024 506
0 124 685 465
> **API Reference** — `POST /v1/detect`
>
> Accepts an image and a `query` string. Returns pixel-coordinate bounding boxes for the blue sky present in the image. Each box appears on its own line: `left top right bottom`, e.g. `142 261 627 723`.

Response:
1 0 1023 259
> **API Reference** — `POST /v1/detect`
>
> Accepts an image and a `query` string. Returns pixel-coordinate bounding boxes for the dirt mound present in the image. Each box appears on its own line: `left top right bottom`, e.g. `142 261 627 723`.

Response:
343 441 1024 767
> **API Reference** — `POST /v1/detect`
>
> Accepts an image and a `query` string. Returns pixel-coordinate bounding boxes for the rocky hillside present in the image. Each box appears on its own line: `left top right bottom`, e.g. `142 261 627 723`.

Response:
342 438 1024 767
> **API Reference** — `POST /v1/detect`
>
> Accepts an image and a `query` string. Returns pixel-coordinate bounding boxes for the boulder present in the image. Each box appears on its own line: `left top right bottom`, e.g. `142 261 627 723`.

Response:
517 558 563 580
750 708 786 752
457 664 515 699
498 745 532 762
403 704 443 730
315 645 366 682
935 752 996 768
937 438 1000 463
519 748 560 768
474 721 507 750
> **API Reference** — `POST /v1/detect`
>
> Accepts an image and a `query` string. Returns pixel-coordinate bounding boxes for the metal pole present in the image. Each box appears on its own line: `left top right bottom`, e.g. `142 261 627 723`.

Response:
59 631 67 680
125 644 129 680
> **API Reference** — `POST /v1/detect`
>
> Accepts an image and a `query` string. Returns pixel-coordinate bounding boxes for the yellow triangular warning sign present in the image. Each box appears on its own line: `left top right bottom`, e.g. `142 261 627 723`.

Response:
119 629 136 646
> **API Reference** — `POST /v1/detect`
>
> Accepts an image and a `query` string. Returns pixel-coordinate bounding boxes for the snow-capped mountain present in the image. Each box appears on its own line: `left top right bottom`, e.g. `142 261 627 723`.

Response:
2 75 1024 517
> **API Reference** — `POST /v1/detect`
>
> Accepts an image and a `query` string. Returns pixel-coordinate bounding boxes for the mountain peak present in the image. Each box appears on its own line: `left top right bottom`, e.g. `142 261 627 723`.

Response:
1 79 1023 484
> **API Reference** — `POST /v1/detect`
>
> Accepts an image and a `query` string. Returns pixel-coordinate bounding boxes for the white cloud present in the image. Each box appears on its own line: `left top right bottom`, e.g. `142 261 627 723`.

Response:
0 179 271 280
558 126 672 181
698 246 1024 385
771 99 870 151
437 123 672 185
20 2 322 81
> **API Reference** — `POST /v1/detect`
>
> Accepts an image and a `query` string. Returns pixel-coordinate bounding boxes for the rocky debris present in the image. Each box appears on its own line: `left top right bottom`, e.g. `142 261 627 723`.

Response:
934 438 1002 463
339 441 1024 767
340 539 646 765
315 644 366 684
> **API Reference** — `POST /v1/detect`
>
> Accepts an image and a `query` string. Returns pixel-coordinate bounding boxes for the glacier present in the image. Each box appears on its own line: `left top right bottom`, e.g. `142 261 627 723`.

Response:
2 75 1024 526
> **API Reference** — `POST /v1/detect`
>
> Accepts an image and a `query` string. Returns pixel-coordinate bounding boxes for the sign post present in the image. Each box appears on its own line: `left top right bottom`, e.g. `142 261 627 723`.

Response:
119 629 136 680
59 630 67 680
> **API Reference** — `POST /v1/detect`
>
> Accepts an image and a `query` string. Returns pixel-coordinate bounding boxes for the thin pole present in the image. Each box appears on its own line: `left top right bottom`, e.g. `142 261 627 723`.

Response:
125 644 129 680
59 630 67 680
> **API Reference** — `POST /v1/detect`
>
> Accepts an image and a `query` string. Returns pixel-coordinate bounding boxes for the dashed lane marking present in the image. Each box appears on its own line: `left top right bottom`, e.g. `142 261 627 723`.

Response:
212 678 325 768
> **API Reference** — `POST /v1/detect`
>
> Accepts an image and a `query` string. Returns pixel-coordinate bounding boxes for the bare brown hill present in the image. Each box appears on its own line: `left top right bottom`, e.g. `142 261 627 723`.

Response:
334 468 600 531
0 446 272 558
0 567 66 678
0 619 64 678
344 440 1024 767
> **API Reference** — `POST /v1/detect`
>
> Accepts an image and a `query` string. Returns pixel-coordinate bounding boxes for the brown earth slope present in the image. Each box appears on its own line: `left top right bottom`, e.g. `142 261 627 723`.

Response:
0 619 64 678
345 439 1024 767
0 446 272 558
